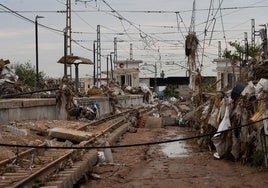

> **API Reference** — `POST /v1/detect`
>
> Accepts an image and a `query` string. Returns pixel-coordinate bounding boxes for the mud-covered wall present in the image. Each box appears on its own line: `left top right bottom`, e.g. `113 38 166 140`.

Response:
0 95 144 124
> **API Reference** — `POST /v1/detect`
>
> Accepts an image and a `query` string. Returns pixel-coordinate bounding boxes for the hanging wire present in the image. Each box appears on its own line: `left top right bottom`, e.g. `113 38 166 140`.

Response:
175 12 186 42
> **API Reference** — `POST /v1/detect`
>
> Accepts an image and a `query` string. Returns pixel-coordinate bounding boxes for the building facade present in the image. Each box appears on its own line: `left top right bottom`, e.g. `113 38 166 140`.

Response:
214 58 240 91
113 60 142 87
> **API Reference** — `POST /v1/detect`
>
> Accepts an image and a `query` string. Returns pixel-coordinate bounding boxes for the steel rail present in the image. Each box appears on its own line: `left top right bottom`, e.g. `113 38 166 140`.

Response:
5 113 129 187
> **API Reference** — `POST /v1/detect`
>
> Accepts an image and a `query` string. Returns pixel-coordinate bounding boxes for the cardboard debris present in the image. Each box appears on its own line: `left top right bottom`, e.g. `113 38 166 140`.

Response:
48 127 93 142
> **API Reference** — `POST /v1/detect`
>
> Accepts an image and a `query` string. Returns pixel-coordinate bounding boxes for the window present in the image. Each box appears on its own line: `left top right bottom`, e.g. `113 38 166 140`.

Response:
126 74 132 86
121 75 125 86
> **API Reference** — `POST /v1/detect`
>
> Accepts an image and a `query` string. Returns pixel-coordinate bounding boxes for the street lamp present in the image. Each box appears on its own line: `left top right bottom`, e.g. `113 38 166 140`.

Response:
35 15 44 89
74 62 80 93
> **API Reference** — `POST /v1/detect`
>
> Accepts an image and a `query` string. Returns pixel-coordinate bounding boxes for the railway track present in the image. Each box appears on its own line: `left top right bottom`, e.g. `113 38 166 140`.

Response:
0 106 152 188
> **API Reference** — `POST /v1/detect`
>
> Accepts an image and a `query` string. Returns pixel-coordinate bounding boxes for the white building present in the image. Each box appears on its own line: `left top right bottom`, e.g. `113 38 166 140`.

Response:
214 58 240 91
113 60 142 87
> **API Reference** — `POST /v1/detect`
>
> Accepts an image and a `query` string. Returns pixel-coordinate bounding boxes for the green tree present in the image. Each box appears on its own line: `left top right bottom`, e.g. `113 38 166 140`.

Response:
223 40 260 61
12 61 45 87
163 84 180 98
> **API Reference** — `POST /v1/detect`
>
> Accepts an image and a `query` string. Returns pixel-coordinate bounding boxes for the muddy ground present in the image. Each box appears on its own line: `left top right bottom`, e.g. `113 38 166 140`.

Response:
81 125 268 188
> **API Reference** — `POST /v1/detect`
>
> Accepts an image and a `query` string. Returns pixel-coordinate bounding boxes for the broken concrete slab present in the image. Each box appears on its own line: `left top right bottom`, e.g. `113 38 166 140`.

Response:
2 125 28 136
48 127 93 142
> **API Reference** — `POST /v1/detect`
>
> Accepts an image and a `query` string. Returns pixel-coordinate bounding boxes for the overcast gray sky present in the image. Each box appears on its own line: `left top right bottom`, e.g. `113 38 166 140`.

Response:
1 0 268 78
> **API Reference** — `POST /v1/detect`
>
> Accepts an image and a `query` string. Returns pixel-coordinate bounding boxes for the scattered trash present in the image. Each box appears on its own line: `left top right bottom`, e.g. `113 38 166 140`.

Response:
104 141 114 163
90 173 101 179
213 152 220 159
97 152 106 164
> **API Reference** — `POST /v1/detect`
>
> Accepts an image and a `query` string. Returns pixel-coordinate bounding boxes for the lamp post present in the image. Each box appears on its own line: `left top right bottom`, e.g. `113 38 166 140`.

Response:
35 15 44 89
74 62 80 93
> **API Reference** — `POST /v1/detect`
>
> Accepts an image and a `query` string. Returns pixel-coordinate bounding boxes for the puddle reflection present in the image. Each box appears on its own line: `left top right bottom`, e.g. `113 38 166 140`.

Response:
161 136 189 158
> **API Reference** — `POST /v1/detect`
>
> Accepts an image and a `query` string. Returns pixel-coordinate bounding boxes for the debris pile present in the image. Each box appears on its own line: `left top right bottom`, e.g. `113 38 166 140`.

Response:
0 59 60 98
0 59 25 96
182 65 268 167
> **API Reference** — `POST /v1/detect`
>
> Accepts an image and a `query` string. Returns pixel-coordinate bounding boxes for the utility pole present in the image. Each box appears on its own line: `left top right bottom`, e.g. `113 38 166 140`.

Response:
64 28 67 77
66 0 72 78
93 40 96 86
186 0 199 93
110 52 114 79
244 32 249 61
260 24 267 59
189 0 196 33
251 19 256 47
35 15 44 89
130 43 133 61
96 25 101 87
154 62 157 93
218 41 221 59
114 37 117 67
106 55 109 83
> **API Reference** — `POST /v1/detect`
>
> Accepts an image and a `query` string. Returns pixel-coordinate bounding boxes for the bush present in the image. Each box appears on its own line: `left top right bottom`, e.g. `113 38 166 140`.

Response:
163 84 180 98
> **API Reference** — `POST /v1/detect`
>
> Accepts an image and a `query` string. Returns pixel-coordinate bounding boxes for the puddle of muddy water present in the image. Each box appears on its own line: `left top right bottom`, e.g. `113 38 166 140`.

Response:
160 136 189 158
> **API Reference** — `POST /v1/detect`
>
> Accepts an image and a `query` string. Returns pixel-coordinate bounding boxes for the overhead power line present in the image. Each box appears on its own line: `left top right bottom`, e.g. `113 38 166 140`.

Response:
0 4 63 34
3 5 268 14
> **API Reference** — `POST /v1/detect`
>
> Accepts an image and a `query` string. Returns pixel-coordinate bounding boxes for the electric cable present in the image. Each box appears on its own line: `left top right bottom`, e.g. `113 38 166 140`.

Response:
0 116 267 150
4 4 268 14
0 4 63 34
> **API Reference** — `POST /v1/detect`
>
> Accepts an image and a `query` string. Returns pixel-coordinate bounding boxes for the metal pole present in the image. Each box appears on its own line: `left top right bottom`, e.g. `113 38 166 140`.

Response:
110 53 113 79
260 24 267 59
64 28 67 77
107 55 109 84
154 62 157 93
35 15 44 89
75 63 79 92
35 17 38 89
96 25 101 87
114 37 117 60
251 19 255 47
245 32 249 61
93 40 96 86
265 25 267 58
218 41 221 59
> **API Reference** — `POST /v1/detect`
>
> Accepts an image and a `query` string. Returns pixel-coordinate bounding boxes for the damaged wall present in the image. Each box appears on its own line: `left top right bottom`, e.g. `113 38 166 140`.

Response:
0 95 144 124
0 98 57 124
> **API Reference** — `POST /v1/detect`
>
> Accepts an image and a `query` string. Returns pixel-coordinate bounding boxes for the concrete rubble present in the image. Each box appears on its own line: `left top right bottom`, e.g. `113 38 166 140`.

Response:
1 56 268 168
48 127 94 142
